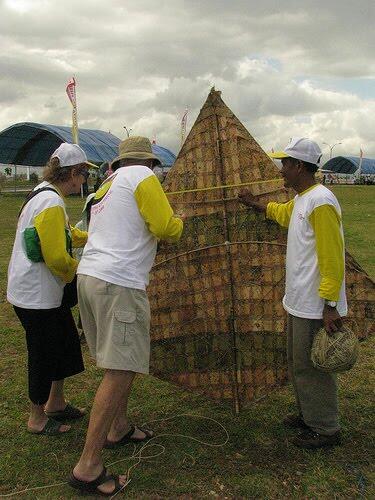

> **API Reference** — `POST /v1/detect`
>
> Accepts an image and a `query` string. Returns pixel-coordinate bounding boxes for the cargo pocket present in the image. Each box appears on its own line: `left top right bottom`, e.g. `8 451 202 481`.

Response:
113 310 136 345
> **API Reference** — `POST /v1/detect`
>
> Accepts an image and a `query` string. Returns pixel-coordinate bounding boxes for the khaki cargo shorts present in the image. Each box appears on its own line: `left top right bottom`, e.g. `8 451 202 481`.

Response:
77 275 151 373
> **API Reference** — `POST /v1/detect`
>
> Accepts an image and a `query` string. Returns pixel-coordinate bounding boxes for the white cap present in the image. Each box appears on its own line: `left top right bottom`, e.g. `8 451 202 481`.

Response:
51 143 89 167
269 137 322 164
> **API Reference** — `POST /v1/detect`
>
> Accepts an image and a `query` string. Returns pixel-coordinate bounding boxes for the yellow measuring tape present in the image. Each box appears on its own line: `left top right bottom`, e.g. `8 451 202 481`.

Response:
166 177 283 196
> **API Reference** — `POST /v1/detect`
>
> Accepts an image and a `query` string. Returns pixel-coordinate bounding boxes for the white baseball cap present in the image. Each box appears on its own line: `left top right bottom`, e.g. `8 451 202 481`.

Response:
269 137 322 165
51 143 97 168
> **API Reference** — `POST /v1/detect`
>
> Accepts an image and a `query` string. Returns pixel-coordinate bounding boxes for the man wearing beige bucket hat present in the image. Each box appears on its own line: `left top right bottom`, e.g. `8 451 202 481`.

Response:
239 137 347 450
69 136 184 496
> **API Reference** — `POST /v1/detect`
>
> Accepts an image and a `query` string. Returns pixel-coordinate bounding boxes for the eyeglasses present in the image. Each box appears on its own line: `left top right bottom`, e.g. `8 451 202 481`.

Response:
79 169 90 181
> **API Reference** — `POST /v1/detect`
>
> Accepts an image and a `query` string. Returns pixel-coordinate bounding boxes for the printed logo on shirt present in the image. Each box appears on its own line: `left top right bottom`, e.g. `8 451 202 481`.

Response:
297 212 305 221
91 179 115 207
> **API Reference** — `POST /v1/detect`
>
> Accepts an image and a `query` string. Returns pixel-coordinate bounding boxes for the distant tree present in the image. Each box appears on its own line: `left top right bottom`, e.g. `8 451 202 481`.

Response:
4 167 12 176
29 172 39 184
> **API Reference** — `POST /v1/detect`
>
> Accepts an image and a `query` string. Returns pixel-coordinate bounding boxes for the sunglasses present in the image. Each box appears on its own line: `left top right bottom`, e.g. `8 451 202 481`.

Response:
77 169 90 181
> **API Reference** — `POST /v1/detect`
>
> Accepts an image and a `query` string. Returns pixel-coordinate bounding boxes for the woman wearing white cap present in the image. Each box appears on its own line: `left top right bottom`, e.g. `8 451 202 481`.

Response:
7 143 90 435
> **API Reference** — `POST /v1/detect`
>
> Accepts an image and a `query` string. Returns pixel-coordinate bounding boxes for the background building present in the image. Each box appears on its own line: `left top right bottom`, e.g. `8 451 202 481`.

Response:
0 122 176 181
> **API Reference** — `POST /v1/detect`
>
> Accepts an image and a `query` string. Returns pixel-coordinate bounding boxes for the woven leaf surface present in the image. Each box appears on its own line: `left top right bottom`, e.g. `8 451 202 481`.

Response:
149 88 375 412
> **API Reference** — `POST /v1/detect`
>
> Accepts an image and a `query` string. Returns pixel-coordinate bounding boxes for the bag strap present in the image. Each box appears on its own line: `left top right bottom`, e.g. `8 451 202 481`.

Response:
18 187 59 218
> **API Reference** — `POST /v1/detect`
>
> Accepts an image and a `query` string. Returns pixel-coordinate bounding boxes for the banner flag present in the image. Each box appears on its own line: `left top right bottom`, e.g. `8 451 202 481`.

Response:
66 77 79 144
66 77 76 107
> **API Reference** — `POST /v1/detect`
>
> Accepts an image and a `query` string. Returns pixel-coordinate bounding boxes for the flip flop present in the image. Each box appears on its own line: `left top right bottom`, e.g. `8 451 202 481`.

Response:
104 425 154 449
28 418 70 436
45 403 86 421
68 467 124 497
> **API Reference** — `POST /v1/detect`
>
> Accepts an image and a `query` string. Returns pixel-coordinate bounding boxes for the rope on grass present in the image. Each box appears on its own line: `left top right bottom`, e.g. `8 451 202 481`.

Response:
0 482 66 498
107 413 230 499
0 414 229 499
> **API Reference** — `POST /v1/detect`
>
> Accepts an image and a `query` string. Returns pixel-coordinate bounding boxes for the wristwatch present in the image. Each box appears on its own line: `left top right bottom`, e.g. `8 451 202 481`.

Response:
325 300 337 308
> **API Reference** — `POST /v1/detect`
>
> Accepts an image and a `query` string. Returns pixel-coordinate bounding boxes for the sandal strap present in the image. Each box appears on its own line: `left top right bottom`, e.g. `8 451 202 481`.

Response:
98 474 124 495
112 476 124 494
136 426 154 438
46 403 83 419
69 467 108 491
43 418 64 435
122 425 136 440
69 468 125 496
62 403 83 418
86 467 108 491
104 425 154 449
95 472 120 489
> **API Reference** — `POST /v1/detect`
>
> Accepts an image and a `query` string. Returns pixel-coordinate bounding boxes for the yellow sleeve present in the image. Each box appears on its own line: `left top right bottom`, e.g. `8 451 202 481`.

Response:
309 204 344 301
266 199 295 228
34 206 78 283
70 225 88 248
134 175 183 242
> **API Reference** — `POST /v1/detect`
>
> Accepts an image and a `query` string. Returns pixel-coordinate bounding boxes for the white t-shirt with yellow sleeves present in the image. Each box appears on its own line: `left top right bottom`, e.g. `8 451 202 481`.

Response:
77 165 183 290
267 184 347 319
7 181 87 309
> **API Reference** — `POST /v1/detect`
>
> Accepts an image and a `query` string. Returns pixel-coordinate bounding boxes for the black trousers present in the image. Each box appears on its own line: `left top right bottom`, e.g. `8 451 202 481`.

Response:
13 305 84 405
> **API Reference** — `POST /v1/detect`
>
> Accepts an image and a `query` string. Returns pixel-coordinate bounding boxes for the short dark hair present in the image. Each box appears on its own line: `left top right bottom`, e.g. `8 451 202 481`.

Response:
43 158 88 182
288 157 319 174
301 161 319 174
113 158 156 172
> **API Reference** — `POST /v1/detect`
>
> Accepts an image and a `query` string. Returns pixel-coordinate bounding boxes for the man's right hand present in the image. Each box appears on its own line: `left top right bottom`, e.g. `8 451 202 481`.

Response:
323 304 343 335
238 190 266 213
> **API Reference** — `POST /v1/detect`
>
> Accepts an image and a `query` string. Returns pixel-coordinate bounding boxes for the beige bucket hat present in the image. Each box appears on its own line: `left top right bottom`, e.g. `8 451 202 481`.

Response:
111 136 161 169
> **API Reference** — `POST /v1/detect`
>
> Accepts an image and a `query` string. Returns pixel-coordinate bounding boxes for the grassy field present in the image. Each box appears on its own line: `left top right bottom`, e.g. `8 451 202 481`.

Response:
0 186 374 499
332 186 374 277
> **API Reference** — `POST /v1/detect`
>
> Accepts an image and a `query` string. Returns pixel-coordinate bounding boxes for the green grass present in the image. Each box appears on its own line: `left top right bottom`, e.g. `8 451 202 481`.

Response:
0 187 374 499
331 186 374 277
0 177 97 192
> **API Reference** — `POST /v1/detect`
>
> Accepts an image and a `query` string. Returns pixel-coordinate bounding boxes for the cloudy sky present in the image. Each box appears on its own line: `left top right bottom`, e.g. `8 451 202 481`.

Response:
1 0 374 162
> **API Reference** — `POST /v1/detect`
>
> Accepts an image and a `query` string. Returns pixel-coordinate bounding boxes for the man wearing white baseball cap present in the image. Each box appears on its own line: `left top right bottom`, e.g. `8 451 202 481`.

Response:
271 137 322 165
239 137 347 449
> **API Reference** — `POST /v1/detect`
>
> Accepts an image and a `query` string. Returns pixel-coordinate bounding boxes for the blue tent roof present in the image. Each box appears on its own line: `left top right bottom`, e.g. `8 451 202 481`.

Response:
0 122 120 166
323 156 375 175
151 143 176 167
0 122 176 167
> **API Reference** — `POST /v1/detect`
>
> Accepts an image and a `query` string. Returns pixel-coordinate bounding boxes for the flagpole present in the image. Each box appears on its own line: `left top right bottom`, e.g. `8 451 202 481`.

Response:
357 148 363 180
181 108 188 147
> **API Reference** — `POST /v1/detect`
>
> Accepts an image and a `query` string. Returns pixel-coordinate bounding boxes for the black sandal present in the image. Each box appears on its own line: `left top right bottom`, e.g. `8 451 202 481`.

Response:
104 425 154 449
45 403 86 421
28 418 70 436
68 467 124 497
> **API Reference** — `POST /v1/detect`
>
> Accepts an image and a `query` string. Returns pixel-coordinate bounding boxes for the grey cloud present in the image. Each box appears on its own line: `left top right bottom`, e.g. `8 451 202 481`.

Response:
0 83 25 104
1 0 375 157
